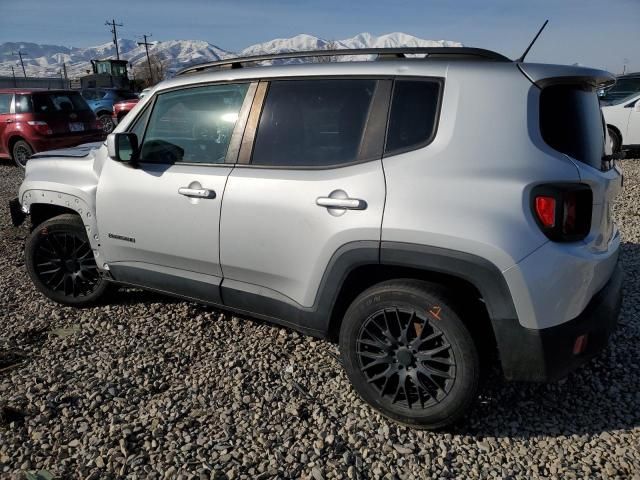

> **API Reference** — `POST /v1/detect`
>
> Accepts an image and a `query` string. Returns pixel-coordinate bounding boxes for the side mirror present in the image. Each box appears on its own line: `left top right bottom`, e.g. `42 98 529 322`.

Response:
107 133 139 163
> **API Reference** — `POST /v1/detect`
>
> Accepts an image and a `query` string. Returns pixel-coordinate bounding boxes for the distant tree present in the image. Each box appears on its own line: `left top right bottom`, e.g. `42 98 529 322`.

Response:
132 53 169 87
312 40 339 63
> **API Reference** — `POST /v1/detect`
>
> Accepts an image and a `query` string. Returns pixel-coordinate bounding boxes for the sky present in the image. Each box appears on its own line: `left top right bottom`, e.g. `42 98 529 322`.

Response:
0 0 638 73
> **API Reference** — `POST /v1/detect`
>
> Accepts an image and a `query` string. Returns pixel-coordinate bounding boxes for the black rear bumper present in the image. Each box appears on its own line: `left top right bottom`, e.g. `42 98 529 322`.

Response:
9 198 26 227
494 263 623 382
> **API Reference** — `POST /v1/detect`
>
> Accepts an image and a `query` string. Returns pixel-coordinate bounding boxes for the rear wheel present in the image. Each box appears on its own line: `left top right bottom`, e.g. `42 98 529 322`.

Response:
98 113 115 134
339 279 479 429
608 127 621 153
12 140 33 168
25 214 108 305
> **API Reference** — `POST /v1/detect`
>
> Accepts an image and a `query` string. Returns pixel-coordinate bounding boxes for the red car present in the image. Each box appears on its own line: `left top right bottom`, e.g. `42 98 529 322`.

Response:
112 98 140 125
0 89 104 167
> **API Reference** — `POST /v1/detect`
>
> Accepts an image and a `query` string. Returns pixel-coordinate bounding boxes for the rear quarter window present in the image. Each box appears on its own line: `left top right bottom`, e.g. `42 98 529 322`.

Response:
385 79 442 155
540 85 604 169
32 93 90 113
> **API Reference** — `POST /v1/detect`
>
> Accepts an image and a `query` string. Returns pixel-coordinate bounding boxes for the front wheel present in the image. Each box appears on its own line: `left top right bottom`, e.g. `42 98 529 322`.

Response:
607 127 621 153
25 214 108 305
339 279 479 429
98 114 115 134
12 140 33 168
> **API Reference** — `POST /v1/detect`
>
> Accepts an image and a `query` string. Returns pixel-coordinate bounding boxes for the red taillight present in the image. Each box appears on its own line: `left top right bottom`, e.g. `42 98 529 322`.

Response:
27 120 52 135
534 196 556 228
531 184 592 242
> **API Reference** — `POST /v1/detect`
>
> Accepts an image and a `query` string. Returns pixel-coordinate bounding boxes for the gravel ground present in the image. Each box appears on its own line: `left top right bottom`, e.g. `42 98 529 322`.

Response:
0 160 639 480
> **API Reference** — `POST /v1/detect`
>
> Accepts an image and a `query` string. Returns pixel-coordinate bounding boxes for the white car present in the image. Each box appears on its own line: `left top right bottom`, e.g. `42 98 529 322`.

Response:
602 92 640 152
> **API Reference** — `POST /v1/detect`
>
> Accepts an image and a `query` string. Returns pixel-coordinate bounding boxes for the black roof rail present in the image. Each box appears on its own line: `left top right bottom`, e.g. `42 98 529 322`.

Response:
175 47 512 76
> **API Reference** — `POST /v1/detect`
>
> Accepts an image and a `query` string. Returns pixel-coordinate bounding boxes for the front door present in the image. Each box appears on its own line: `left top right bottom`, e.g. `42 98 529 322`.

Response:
0 93 13 156
97 82 255 303
219 78 389 324
625 97 640 145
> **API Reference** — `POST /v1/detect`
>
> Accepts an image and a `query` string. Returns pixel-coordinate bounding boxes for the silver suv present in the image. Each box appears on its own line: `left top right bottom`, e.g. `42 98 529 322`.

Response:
11 47 623 429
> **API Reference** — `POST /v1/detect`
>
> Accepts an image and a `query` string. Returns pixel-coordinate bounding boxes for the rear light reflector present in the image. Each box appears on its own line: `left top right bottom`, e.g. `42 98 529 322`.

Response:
534 196 556 228
27 120 52 135
573 334 589 355
531 184 592 242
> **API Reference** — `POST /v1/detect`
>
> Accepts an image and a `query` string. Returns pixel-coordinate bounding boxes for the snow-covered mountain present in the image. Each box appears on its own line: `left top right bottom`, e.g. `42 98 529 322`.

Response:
0 33 461 78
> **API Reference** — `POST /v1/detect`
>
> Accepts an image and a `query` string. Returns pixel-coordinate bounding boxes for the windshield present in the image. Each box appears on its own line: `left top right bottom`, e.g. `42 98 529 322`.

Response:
600 77 640 105
81 89 106 101
32 92 91 113
602 91 640 107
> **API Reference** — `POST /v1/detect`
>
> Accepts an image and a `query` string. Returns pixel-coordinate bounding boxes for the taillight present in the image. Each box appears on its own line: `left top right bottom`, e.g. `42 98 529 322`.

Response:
27 120 52 135
532 184 592 242
534 196 556 228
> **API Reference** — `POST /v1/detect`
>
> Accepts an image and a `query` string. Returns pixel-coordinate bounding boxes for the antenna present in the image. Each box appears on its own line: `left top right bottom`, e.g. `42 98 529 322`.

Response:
517 20 549 63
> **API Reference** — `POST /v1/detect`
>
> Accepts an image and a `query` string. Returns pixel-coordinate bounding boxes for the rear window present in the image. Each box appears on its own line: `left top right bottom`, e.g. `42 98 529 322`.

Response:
32 92 90 113
252 79 376 167
385 79 441 155
540 85 604 169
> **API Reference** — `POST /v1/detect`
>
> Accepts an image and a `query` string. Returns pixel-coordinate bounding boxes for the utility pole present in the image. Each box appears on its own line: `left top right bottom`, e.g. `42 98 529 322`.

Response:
10 66 17 87
62 62 68 80
13 51 27 78
105 19 124 60
137 34 154 84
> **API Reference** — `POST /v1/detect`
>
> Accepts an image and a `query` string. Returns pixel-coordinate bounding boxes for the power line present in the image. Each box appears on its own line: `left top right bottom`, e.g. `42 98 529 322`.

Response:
137 34 154 84
105 19 124 60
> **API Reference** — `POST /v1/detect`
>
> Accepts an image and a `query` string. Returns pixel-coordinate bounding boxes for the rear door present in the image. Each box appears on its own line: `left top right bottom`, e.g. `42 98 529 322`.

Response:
219 78 389 317
97 82 256 303
0 93 13 156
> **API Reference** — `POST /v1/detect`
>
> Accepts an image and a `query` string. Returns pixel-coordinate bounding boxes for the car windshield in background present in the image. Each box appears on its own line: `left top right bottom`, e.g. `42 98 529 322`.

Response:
81 90 106 101
600 77 640 105
602 91 640 107
32 93 90 113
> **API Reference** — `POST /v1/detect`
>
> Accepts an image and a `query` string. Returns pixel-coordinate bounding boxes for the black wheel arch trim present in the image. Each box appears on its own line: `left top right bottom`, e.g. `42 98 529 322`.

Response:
220 240 518 339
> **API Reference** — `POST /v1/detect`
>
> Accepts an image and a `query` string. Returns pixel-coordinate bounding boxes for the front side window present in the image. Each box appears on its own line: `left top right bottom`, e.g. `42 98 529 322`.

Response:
0 94 12 114
251 79 376 167
385 80 441 154
139 83 249 164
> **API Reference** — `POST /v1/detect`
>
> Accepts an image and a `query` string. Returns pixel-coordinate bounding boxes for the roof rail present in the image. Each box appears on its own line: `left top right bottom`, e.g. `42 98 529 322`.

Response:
175 47 511 76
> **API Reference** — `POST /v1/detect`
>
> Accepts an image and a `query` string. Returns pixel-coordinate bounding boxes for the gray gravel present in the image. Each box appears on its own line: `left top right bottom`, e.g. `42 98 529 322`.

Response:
1 160 639 480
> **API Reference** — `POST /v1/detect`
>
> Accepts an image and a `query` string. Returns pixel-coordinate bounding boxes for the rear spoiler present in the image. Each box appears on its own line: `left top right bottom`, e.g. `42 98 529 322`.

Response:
518 63 616 90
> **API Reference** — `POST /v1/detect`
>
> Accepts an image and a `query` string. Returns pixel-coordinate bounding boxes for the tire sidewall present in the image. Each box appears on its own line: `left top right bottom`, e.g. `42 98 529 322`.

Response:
339 283 479 428
607 127 620 153
12 140 33 168
25 215 107 306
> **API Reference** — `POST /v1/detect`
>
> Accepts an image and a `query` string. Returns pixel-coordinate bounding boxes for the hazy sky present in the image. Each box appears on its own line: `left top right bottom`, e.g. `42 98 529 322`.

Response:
1 0 638 73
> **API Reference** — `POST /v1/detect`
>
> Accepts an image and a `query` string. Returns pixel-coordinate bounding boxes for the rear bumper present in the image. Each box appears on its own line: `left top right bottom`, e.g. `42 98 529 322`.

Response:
30 132 105 153
494 262 623 382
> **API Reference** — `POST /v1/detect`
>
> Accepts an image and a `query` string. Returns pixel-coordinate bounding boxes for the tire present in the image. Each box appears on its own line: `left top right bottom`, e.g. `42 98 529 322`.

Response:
12 140 33 168
608 127 621 153
98 113 115 134
339 279 479 429
25 214 108 306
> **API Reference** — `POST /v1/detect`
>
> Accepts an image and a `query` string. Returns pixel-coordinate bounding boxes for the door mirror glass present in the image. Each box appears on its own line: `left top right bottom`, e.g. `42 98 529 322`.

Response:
108 132 139 163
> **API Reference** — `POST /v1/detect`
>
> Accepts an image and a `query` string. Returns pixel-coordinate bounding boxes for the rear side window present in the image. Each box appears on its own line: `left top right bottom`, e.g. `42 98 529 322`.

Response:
385 80 441 154
0 94 11 114
15 94 31 113
540 85 604 169
252 79 376 167
32 93 90 113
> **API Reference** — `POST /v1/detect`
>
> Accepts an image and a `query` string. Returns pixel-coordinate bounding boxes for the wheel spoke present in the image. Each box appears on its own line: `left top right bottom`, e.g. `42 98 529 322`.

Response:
357 306 457 411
